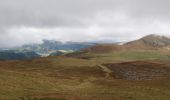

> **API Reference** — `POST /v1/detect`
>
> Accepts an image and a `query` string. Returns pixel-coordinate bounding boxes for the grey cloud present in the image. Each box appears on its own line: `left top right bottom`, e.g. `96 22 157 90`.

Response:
0 0 170 27
0 0 170 48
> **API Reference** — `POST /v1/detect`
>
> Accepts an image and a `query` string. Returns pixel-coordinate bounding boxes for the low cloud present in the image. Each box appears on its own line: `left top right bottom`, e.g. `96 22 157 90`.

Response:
0 0 170 48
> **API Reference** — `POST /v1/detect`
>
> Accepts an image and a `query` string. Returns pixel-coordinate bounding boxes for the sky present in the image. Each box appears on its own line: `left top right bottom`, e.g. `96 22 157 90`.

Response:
0 0 170 48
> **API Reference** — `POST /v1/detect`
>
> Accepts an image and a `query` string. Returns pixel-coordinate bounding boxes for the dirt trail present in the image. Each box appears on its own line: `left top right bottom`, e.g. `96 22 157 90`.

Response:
97 64 112 78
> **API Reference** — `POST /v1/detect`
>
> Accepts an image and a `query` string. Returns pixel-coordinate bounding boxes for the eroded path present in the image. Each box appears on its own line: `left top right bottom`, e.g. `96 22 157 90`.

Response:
97 64 112 78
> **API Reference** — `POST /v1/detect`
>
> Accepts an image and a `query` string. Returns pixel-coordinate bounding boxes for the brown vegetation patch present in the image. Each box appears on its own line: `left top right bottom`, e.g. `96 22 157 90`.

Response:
82 44 123 53
104 61 170 80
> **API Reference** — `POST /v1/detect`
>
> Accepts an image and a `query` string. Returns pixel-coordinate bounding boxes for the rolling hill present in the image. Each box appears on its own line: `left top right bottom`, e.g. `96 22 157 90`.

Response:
0 55 170 100
0 34 170 100
125 34 170 48
77 34 170 53
67 34 170 63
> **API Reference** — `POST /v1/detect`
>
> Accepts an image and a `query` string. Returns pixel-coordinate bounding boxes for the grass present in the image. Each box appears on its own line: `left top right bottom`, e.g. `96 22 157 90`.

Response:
0 51 170 100
75 51 170 63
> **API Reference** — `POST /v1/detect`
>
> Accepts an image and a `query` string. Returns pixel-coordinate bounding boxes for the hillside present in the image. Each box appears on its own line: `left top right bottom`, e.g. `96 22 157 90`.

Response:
82 44 123 53
1 34 169 60
0 56 170 100
66 34 170 64
125 34 170 48
104 61 170 80
1 34 170 100
71 34 170 54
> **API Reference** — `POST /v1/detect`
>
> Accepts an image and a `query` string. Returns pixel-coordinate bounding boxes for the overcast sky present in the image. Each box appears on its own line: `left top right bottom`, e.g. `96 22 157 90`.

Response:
0 0 170 48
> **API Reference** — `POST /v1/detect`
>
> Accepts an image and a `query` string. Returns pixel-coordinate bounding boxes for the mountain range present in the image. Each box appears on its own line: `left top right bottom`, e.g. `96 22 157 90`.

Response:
0 34 170 60
0 40 96 60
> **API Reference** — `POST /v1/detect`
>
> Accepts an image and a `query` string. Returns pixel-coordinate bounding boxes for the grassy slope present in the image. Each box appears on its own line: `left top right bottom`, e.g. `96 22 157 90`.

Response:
0 51 170 100
74 50 170 63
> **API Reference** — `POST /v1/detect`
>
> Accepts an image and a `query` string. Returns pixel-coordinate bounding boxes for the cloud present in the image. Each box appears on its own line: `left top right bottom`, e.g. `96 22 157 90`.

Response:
0 0 170 48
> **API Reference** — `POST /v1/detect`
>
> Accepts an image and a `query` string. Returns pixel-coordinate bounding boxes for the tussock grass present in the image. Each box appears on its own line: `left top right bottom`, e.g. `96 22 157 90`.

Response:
0 52 170 100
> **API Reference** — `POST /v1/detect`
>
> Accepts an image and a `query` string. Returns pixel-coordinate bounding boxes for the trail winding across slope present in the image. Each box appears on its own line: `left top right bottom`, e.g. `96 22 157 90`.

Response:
97 64 112 78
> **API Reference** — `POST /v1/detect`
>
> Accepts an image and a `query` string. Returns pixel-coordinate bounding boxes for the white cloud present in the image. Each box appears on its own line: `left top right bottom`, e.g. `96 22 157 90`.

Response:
1 0 170 48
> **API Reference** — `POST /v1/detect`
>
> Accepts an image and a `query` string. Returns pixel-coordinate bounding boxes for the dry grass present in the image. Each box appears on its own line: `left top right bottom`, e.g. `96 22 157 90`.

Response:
0 54 170 100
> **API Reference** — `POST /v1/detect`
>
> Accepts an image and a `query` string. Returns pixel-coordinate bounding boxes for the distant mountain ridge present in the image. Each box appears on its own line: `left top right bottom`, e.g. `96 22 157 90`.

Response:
1 34 170 60
0 40 97 60
0 50 39 60
19 40 96 55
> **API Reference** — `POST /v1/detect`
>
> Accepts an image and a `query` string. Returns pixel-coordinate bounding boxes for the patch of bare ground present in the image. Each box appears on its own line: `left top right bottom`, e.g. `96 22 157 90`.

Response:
103 61 170 80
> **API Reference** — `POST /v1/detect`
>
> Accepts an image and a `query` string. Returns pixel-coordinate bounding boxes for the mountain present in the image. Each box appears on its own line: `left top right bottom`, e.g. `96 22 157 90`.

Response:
1 49 170 100
18 40 96 56
125 34 170 48
67 34 170 60
0 50 40 60
0 40 98 60
1 34 170 60
81 34 170 53
1 34 170 100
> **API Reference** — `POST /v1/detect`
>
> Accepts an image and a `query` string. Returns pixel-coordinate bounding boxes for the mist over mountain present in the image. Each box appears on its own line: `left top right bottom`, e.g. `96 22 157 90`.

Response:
1 34 170 60
19 40 96 55
0 40 96 60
